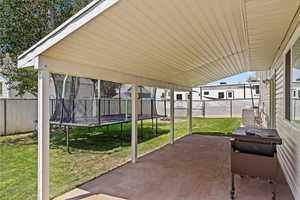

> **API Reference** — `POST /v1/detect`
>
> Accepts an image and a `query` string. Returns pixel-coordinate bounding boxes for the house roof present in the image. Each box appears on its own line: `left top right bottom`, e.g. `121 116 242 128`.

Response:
18 0 300 90
199 82 259 89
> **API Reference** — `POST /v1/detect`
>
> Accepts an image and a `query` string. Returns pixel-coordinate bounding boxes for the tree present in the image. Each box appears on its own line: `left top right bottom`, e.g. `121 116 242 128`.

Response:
100 80 120 98
246 75 257 83
0 53 38 96
0 0 92 96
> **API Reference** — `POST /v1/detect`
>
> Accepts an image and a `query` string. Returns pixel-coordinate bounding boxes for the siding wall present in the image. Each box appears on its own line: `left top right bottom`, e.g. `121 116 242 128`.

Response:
274 59 300 199
261 44 300 199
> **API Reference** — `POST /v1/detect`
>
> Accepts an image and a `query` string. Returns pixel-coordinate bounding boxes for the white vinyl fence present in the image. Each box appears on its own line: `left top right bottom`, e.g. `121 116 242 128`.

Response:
156 98 260 118
0 99 37 136
0 98 277 136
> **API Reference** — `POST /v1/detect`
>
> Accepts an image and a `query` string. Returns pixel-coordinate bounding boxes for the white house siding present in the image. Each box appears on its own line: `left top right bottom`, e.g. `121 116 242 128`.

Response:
0 76 10 99
172 83 260 101
275 60 300 199
261 53 300 198
0 75 36 99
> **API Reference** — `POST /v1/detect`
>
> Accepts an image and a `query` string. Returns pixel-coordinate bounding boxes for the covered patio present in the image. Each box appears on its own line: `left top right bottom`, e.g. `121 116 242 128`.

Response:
17 0 300 199
55 135 293 200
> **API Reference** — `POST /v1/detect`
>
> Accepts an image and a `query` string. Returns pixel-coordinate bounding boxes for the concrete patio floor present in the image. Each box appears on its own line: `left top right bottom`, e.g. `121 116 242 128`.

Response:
55 135 294 200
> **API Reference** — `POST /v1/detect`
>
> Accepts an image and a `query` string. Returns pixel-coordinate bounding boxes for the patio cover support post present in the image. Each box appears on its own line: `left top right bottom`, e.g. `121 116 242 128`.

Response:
131 84 138 163
188 91 192 135
37 62 50 200
170 88 175 144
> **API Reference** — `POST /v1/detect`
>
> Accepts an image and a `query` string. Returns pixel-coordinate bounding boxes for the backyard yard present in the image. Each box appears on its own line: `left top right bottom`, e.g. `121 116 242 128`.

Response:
0 117 241 200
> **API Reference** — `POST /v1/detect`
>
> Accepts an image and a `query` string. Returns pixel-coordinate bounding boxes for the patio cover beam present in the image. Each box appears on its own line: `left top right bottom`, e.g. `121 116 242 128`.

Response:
37 56 191 91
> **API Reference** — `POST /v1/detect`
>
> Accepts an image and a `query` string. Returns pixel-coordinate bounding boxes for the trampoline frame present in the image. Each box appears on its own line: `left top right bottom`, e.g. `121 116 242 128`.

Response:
51 114 161 153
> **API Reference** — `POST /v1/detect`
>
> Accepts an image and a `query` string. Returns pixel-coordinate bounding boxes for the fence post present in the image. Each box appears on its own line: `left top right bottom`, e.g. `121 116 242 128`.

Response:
294 99 296 120
203 101 205 118
230 99 233 118
98 99 101 124
51 99 54 116
164 99 167 117
108 99 111 115
84 99 87 117
4 99 7 136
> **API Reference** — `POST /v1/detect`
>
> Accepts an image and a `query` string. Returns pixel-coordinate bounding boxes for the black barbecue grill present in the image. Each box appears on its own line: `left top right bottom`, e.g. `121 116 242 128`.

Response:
230 127 282 200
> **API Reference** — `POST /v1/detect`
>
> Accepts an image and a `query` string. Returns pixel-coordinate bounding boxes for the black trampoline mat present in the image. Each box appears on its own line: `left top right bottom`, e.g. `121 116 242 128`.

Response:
50 114 162 127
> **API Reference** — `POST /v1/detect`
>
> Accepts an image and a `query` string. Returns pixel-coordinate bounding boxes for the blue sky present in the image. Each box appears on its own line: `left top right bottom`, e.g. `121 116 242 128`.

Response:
156 71 257 98
208 71 256 85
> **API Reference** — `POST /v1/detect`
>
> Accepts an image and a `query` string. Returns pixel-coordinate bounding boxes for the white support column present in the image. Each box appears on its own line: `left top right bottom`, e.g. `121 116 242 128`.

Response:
170 88 175 144
188 91 193 135
37 62 50 200
131 84 138 163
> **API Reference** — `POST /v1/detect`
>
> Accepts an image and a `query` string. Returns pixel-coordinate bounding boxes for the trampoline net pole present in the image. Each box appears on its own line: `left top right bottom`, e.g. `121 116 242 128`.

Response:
108 99 110 116
98 99 101 124
151 99 154 131
164 99 167 117
125 99 128 121
119 84 121 114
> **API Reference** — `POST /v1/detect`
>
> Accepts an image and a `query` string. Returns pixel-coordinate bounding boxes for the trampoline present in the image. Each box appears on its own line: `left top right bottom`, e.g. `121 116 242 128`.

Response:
49 75 167 152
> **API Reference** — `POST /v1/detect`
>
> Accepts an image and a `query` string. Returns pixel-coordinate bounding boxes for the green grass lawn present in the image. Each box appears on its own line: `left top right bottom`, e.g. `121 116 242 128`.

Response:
0 117 241 200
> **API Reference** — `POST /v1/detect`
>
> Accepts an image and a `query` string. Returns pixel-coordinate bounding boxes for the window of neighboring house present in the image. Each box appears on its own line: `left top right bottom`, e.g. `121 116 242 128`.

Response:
218 92 225 99
254 85 260 95
291 37 300 123
227 91 234 99
293 90 297 97
176 94 183 100
204 91 209 95
0 82 2 96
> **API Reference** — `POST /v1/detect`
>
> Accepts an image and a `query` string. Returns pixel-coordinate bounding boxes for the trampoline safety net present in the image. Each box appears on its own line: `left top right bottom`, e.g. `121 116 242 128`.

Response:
49 74 162 127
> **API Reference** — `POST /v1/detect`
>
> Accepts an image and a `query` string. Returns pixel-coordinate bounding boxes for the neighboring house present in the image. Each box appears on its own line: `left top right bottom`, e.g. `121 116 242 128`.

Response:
0 75 9 99
49 77 96 99
166 81 260 101
291 81 300 99
49 78 154 100
0 75 35 99
118 84 154 99
0 54 35 99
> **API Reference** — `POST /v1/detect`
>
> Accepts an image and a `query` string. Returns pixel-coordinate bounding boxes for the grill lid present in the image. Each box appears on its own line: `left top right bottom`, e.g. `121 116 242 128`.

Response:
232 127 282 145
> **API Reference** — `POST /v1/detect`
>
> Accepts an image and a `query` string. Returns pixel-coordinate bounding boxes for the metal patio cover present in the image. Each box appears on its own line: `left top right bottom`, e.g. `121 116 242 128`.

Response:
18 0 300 90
